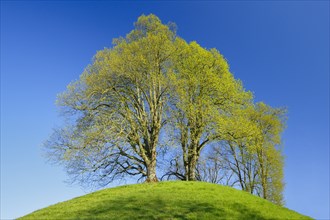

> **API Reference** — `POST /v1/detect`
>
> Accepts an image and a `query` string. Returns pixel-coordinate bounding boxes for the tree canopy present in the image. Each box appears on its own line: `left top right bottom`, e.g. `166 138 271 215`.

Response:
45 14 286 205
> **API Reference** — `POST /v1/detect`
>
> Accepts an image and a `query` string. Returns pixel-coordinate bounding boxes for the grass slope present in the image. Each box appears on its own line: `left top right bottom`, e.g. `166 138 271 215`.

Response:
20 181 311 220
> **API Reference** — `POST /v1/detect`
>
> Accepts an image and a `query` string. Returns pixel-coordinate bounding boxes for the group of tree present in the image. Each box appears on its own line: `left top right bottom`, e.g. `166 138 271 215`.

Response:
45 14 286 205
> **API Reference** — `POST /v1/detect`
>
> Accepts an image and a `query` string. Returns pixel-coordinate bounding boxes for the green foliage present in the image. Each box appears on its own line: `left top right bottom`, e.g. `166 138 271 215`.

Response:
46 14 179 184
251 102 286 205
20 182 311 220
168 39 252 180
45 13 287 206
212 102 286 205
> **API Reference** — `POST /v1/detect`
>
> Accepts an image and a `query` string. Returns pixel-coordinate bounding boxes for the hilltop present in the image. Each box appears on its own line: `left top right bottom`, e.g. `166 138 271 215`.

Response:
20 181 311 219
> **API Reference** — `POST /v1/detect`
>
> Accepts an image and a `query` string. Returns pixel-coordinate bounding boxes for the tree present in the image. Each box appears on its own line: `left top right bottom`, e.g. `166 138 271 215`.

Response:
213 106 261 193
195 146 235 185
251 103 286 205
210 102 286 205
45 13 287 200
168 41 252 181
45 14 177 185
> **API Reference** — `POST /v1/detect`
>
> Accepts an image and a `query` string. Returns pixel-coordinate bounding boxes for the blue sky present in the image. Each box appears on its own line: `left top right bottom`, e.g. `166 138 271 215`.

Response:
1 1 329 219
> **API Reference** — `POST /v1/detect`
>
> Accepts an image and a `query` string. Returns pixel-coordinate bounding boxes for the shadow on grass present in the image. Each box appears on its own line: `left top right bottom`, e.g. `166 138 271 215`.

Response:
68 196 265 220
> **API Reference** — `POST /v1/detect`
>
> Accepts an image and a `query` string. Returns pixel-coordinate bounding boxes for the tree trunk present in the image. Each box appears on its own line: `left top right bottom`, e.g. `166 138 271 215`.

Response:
258 149 267 199
187 149 197 181
182 144 189 181
183 156 189 181
145 145 158 182
145 159 158 182
261 174 267 199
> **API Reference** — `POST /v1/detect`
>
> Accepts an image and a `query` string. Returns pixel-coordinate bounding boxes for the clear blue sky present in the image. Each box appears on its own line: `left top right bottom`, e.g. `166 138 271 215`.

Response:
1 1 329 219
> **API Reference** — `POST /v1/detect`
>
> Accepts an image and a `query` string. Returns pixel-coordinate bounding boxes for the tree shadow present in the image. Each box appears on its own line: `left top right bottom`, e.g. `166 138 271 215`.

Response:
230 202 265 220
67 195 269 220
68 195 227 219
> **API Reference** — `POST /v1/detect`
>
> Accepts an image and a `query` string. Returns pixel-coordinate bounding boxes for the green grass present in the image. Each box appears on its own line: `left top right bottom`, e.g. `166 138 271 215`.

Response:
20 181 311 220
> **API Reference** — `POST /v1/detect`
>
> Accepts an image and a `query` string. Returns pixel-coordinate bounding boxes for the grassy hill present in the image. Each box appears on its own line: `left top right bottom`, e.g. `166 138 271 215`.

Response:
20 181 311 219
